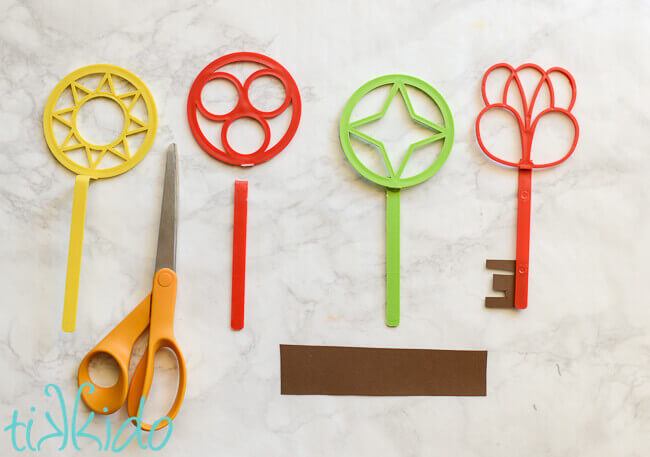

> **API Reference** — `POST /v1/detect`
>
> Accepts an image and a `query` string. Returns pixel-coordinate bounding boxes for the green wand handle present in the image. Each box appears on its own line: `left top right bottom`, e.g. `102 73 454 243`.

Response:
386 188 400 327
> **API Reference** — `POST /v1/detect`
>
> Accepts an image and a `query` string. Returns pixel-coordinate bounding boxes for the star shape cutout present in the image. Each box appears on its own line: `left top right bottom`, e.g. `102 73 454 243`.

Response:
348 82 447 179
50 72 149 170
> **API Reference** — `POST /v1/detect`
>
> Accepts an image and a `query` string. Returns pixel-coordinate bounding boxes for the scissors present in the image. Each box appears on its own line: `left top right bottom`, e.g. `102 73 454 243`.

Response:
78 144 186 430
475 63 579 309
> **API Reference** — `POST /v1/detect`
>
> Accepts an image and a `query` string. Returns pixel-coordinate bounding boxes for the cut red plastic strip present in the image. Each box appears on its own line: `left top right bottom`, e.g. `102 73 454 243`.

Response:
515 169 532 309
231 180 248 330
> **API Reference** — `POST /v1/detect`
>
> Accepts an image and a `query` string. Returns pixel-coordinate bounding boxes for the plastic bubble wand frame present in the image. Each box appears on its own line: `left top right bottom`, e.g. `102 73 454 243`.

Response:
339 74 454 327
187 52 301 330
43 64 157 332
476 63 579 310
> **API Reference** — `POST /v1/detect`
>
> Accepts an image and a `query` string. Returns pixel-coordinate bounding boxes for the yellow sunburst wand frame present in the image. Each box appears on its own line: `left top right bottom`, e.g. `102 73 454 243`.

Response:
43 64 157 332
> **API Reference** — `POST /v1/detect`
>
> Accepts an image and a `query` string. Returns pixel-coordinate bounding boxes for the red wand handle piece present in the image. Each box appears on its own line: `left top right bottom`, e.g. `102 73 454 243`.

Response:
231 180 248 330
515 169 532 309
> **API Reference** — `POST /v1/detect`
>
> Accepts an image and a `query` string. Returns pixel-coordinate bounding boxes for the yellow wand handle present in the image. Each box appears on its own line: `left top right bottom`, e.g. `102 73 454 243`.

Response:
62 175 91 332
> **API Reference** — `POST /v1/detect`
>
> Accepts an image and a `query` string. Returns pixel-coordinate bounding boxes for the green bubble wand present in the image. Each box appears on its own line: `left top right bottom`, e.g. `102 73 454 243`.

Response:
339 74 454 327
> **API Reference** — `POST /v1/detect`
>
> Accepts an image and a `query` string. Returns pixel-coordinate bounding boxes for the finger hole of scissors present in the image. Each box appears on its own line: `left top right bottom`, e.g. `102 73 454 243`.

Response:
88 351 122 388
138 347 182 426
244 69 291 118
195 72 243 121
476 106 523 168
529 110 578 167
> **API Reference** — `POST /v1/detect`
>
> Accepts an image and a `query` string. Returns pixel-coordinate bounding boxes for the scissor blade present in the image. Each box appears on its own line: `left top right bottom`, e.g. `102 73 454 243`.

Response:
154 144 178 273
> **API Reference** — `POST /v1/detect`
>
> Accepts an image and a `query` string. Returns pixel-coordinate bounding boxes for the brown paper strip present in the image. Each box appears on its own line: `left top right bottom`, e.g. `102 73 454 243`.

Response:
280 345 487 396
485 259 516 308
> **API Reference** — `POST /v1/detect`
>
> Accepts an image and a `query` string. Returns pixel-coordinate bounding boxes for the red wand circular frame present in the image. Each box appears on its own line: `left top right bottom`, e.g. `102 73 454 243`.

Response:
188 52 301 166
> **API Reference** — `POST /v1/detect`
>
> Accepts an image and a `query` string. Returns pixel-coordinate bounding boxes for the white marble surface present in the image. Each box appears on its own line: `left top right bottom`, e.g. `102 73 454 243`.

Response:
1 0 649 455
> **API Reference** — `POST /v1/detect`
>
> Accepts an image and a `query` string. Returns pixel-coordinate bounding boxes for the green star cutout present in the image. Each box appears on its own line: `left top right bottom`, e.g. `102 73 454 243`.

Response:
340 74 454 189
348 82 447 179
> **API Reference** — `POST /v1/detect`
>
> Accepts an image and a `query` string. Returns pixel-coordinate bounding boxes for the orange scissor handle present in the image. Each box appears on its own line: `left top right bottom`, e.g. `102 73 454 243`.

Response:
125 269 187 431
78 294 151 414
77 269 186 431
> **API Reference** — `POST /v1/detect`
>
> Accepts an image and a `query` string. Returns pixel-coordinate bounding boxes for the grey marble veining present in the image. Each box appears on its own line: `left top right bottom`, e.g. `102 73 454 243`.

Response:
0 0 649 455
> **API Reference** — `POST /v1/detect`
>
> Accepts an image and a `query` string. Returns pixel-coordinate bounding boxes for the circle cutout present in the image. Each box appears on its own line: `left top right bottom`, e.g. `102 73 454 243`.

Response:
76 95 127 147
246 73 288 114
224 116 268 155
200 77 240 118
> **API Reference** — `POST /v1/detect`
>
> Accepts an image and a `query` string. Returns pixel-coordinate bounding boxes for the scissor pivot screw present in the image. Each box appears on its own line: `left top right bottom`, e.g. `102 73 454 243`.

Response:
520 191 529 200
157 271 173 287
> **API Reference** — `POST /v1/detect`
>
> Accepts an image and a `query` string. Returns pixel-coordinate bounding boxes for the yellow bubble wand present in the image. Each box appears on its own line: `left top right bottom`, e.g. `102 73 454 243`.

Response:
43 64 157 332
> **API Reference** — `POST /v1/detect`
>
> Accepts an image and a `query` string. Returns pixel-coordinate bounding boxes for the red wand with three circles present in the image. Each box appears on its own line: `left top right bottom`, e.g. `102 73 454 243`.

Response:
188 52 301 329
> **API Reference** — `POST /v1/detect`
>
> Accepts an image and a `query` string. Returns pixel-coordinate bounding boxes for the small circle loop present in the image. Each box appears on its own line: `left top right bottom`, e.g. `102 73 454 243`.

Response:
243 69 291 118
195 72 244 121
221 115 271 164
73 93 129 149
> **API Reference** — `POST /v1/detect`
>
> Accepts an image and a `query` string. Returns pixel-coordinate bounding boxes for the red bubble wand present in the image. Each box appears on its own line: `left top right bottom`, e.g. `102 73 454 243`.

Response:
476 63 579 309
188 52 301 329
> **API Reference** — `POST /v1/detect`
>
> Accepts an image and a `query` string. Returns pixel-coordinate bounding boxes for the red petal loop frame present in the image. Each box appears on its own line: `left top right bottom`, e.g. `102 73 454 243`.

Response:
475 63 579 169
